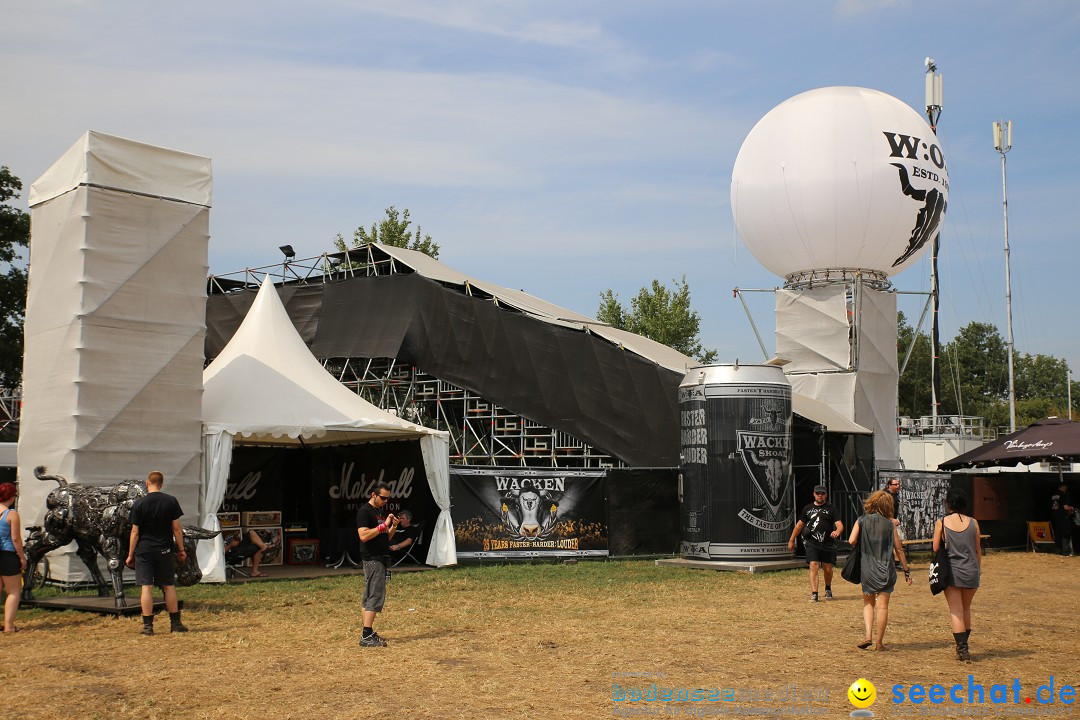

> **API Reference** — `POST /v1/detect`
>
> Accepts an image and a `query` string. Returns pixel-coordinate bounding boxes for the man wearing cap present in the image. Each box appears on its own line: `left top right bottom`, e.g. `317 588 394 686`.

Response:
788 484 844 602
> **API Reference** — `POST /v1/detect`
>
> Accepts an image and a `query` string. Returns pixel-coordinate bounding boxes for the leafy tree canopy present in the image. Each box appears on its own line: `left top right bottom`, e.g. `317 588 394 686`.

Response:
598 276 717 364
0 166 29 391
334 205 439 259
898 314 1077 428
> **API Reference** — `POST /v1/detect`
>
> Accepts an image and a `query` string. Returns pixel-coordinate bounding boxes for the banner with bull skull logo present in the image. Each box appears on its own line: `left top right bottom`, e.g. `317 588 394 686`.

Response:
450 468 608 558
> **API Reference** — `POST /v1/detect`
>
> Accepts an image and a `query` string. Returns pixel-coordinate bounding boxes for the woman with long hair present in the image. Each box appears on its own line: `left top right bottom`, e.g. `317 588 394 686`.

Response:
933 488 981 661
848 490 911 651
0 482 25 633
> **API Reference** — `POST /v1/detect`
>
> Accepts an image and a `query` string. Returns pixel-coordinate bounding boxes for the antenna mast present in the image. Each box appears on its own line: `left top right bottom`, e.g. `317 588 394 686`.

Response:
924 57 943 432
994 119 1016 432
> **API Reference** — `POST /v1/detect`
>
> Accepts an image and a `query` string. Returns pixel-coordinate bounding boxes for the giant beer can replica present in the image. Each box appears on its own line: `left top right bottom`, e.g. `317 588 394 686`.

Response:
679 364 794 559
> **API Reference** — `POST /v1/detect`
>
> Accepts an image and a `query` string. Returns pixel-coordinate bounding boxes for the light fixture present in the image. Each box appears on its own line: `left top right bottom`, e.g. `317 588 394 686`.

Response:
279 245 296 260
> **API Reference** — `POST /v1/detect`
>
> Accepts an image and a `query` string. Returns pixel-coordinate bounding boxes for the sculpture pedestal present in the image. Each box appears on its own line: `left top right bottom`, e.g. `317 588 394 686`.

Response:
21 595 184 616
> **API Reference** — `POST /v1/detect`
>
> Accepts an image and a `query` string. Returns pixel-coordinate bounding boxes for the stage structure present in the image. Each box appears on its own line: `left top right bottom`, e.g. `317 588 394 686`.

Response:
207 245 876 558
732 87 949 469
20 131 211 581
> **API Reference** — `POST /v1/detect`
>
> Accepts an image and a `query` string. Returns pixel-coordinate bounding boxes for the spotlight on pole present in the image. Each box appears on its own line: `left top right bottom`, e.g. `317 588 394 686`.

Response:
279 245 296 260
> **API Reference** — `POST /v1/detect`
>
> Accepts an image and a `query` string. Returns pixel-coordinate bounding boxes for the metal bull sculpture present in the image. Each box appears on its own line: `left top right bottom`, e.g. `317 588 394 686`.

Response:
21 466 218 608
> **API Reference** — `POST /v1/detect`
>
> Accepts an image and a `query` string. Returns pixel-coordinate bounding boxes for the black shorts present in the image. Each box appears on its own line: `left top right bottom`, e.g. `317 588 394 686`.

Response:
805 544 837 565
135 548 176 586
0 550 20 576
225 541 258 565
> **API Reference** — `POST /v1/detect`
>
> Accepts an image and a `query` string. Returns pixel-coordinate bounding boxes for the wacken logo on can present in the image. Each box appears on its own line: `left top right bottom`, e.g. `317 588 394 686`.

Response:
737 431 792 524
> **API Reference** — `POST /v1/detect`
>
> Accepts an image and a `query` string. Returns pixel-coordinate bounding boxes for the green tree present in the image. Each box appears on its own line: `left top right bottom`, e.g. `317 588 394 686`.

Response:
939 321 1009 415
0 166 30 390
896 311 932 418
597 276 717 363
334 205 439 259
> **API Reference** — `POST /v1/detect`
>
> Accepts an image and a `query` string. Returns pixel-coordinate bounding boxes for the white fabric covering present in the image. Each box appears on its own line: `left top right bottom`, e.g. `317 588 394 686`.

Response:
29 130 212 207
776 286 851 372
777 285 899 466
19 132 209 581
197 431 234 583
201 277 454 578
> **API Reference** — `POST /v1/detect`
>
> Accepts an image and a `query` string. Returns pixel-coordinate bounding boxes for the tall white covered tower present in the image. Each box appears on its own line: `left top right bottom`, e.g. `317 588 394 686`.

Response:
731 87 948 467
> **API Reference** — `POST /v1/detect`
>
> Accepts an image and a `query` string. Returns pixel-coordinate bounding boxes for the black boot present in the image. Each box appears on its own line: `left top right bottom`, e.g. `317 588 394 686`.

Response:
141 615 154 636
169 611 188 633
953 632 970 661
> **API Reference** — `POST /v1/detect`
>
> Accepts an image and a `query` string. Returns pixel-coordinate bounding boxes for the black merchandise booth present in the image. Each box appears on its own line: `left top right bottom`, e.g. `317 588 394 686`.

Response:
220 441 440 566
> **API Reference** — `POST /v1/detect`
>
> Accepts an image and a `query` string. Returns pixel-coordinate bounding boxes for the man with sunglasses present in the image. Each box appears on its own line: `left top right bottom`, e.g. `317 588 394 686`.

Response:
357 482 398 647
787 484 843 602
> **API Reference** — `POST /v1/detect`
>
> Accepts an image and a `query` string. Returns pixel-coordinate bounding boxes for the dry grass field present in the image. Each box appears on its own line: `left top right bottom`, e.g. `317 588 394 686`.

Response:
1 551 1077 720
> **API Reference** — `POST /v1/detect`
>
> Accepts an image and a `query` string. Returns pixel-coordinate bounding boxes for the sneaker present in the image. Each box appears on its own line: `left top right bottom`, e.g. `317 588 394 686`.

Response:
810 593 819 603
359 632 387 647
824 589 834 600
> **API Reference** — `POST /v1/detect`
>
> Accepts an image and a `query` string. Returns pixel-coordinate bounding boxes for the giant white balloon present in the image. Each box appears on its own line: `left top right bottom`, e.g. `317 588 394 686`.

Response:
731 86 948 280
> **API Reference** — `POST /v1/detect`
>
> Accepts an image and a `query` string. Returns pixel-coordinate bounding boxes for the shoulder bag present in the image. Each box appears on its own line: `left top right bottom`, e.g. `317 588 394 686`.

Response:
840 518 862 584
928 516 953 595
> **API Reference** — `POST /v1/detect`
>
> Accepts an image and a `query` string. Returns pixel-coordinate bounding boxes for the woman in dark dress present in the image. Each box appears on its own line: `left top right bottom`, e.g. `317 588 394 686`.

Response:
848 490 911 651
933 489 982 661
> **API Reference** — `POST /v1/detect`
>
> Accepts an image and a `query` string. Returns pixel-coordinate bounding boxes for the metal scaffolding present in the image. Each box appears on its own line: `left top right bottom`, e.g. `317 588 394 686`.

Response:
326 356 618 468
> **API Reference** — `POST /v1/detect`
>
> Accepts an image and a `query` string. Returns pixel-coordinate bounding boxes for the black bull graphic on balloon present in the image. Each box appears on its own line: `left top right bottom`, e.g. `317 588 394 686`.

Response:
891 163 947 268
21 466 218 608
500 483 559 539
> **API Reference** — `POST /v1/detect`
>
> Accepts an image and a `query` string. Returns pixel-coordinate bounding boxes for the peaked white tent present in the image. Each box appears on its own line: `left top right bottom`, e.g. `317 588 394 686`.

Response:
199 277 453 581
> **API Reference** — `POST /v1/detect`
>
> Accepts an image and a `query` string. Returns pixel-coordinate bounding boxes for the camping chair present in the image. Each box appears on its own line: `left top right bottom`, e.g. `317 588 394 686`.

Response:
225 554 252 579
1027 521 1055 553
224 538 257 579
391 525 424 567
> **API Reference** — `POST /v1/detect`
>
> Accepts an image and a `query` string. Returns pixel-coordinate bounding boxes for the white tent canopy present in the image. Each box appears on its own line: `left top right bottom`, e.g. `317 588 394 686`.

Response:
199 276 453 580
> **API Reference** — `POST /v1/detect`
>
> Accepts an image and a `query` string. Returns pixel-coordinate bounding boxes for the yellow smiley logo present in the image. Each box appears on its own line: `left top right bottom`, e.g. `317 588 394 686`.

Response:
848 678 876 709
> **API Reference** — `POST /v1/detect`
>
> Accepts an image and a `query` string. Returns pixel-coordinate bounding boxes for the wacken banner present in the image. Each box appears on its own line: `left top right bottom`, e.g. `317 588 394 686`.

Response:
451 468 608 558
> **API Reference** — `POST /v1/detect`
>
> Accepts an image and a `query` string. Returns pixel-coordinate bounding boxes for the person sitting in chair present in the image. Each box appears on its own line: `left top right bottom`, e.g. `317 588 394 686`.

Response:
389 510 419 565
224 530 277 577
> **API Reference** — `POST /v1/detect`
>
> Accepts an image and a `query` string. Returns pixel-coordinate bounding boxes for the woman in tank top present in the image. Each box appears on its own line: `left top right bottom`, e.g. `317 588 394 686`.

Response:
847 489 911 651
932 488 982 661
0 482 25 633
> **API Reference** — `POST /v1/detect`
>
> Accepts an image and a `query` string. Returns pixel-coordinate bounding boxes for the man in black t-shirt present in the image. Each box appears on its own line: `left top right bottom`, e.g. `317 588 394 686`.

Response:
787 485 843 603
356 482 398 647
125 471 187 636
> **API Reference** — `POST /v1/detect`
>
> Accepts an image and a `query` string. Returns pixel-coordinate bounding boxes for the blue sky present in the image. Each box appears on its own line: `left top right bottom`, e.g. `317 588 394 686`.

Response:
4 1 1079 384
